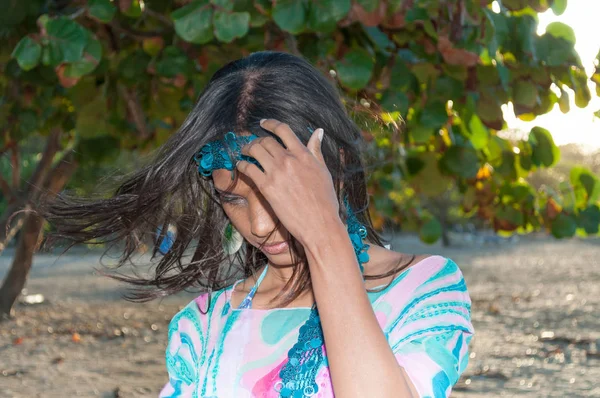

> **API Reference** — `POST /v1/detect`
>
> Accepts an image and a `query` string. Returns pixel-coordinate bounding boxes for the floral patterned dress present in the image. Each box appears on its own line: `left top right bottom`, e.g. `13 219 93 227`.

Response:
159 255 474 397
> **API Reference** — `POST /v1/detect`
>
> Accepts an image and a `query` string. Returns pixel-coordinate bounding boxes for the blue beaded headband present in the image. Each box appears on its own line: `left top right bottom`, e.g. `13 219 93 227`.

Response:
193 131 263 180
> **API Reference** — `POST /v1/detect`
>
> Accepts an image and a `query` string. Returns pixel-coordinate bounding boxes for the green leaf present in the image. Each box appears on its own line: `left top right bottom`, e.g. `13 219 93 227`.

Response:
558 87 570 113
545 22 576 44
64 37 103 78
211 0 234 11
495 206 524 231
214 11 250 42
431 76 464 101
514 15 538 62
76 96 109 138
365 27 394 52
439 145 480 179
440 145 480 178
46 17 88 65
408 152 452 196
389 61 418 93
273 0 307 35
357 0 379 12
551 0 567 15
334 49 374 90
75 136 120 163
571 67 591 108
18 109 39 136
419 216 442 244
118 51 151 84
233 0 269 27
11 36 42 71
67 77 100 109
467 114 490 150
412 62 440 84
551 212 577 238
405 7 428 22
307 0 350 32
570 166 600 206
409 125 435 144
529 126 560 168
121 0 143 17
577 205 600 235
420 101 448 129
88 0 116 23
500 181 535 205
476 94 503 130
380 91 409 114
535 34 574 67
156 46 194 78
496 150 517 180
171 1 214 44
513 80 538 108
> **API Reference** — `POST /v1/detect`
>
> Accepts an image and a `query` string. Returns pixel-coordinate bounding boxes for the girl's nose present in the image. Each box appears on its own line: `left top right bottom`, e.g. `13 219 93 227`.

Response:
249 198 279 239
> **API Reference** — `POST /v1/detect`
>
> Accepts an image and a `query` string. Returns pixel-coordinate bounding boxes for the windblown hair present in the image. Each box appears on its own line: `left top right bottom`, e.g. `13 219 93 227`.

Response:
41 51 413 312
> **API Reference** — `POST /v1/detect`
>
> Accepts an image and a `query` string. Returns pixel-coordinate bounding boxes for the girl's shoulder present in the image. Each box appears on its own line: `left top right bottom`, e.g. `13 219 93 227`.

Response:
167 284 233 337
375 255 467 293
371 255 471 313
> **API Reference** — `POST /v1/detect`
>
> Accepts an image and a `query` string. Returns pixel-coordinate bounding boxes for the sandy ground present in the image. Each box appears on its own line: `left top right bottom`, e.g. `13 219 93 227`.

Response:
0 233 598 397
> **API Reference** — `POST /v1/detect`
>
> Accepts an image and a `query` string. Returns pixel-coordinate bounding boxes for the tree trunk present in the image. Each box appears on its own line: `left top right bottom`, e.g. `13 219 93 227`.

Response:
0 200 28 253
0 128 61 255
0 152 77 319
441 224 451 247
0 213 43 318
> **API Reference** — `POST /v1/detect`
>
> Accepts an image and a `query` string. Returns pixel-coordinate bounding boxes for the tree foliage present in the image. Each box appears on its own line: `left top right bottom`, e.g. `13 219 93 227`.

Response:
2 0 600 245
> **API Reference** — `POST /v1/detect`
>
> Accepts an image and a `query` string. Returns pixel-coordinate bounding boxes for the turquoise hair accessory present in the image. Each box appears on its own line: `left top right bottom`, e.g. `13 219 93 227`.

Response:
344 195 370 273
194 129 312 180
193 131 263 180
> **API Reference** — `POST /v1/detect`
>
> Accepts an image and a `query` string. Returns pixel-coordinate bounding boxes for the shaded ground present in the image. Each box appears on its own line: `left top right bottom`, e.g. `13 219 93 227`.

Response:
0 234 598 397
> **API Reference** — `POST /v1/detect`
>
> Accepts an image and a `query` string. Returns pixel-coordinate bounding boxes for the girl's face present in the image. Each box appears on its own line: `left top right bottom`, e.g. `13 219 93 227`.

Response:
212 168 296 264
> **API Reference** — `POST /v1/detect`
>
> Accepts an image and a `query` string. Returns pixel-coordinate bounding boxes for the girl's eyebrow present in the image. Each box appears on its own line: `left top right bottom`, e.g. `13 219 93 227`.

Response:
214 187 237 195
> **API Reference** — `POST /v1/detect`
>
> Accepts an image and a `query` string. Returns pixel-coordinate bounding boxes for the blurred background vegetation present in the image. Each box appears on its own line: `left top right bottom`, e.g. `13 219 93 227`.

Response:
1 0 599 316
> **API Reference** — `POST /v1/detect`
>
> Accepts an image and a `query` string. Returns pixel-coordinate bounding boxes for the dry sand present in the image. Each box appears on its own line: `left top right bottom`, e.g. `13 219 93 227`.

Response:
0 233 598 397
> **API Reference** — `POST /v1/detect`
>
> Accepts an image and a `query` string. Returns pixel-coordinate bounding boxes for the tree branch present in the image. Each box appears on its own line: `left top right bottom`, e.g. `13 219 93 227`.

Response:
109 20 167 39
0 140 17 157
0 175 14 203
25 128 62 200
10 145 20 190
119 85 151 141
143 8 174 28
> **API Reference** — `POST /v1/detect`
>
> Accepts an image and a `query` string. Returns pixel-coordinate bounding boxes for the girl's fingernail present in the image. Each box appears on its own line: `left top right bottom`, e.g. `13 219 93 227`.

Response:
317 128 324 142
260 119 266 125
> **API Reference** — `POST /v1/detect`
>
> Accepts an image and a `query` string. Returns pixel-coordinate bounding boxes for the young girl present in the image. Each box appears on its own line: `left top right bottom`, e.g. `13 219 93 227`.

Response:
44 51 474 397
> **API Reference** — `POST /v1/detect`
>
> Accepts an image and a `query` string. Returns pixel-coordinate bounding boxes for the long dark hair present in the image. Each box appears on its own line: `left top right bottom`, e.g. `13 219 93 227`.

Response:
41 51 413 312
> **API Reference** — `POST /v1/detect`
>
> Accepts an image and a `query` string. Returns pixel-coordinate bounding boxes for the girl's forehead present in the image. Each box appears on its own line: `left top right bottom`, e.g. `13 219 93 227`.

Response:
212 169 255 192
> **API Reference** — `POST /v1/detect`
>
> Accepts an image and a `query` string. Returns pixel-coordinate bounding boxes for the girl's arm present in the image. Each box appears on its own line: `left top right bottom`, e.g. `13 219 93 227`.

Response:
304 217 420 398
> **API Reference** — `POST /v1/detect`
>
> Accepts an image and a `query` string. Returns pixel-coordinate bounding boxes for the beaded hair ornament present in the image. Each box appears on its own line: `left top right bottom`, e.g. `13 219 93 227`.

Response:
193 131 371 397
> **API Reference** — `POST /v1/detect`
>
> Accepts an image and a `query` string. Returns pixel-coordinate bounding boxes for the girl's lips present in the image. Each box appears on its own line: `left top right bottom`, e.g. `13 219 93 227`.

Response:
261 241 289 255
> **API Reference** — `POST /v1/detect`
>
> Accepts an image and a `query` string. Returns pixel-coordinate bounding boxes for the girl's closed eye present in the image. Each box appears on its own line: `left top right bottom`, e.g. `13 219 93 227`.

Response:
219 194 246 206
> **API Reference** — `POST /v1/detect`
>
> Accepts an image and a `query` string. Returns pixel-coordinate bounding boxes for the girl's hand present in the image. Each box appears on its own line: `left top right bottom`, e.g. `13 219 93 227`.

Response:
236 119 341 247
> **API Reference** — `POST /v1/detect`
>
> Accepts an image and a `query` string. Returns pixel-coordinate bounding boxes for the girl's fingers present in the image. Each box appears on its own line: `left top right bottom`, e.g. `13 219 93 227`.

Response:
240 138 273 171
259 136 288 158
235 160 266 187
259 119 305 153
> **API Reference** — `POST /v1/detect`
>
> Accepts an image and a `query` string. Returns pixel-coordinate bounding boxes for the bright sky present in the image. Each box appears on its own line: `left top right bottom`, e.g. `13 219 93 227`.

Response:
500 1 600 152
